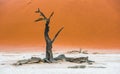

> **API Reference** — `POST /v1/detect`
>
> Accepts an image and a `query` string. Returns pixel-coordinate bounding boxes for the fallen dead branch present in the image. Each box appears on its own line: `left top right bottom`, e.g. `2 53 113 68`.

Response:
13 54 94 66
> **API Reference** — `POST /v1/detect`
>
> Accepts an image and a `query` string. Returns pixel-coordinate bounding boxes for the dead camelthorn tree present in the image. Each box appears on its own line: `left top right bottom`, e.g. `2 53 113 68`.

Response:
35 8 64 63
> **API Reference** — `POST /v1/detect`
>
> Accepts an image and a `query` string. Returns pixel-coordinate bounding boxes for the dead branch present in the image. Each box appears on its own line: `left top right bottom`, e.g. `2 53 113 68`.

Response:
52 27 64 43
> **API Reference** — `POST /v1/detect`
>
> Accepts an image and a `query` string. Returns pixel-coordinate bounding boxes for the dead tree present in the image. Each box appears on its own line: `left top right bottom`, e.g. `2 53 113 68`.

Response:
35 8 64 63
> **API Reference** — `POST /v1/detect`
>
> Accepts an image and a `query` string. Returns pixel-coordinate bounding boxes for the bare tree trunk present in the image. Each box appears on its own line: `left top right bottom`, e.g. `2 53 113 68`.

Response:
44 20 53 62
35 8 64 62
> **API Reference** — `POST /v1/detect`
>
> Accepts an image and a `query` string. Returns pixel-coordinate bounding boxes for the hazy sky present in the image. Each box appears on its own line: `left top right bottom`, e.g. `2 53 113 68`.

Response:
0 0 120 50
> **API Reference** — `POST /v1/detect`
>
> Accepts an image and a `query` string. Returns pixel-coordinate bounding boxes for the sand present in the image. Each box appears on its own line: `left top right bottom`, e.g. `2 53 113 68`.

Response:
0 51 120 74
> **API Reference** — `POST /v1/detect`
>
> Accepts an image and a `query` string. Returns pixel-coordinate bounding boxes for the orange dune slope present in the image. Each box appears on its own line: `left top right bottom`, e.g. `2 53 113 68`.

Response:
0 0 120 50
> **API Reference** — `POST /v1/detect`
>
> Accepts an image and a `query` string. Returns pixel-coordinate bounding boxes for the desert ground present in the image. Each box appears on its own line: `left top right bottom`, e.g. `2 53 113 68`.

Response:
0 50 120 74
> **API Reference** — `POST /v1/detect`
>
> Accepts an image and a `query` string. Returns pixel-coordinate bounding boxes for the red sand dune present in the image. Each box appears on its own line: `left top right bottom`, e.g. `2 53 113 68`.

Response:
0 0 120 50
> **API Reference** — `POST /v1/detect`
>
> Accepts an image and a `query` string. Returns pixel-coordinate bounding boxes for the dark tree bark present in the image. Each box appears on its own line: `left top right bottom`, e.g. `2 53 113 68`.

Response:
35 8 64 63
